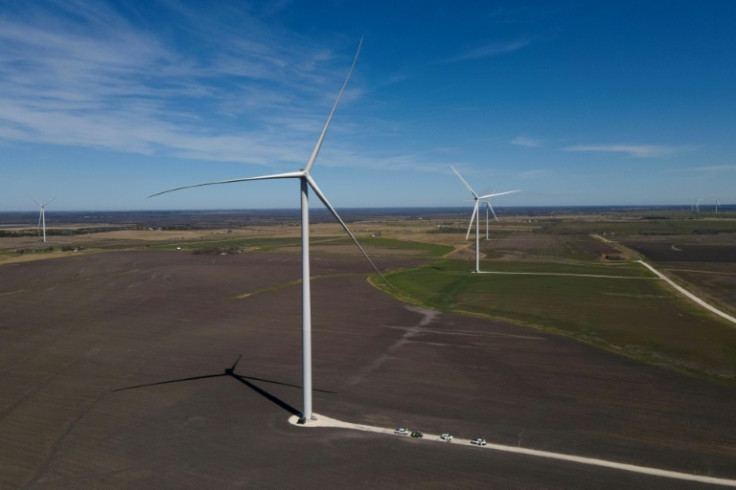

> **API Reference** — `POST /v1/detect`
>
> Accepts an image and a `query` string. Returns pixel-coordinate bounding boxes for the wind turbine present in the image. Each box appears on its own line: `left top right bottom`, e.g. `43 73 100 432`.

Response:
150 38 387 423
32 198 54 243
451 166 518 273
715 200 720 214
479 200 499 240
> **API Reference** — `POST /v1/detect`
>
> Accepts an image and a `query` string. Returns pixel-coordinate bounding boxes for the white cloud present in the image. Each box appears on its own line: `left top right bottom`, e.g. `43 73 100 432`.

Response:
0 1 357 166
517 169 549 178
681 164 736 172
563 144 683 158
443 38 532 63
511 135 541 147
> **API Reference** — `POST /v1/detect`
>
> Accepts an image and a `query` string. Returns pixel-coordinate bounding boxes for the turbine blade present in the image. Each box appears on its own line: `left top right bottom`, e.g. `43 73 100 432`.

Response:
305 175 392 289
451 166 478 199
486 201 498 221
303 37 362 174
43 197 56 207
149 171 305 198
465 201 479 240
30 197 41 206
478 189 520 199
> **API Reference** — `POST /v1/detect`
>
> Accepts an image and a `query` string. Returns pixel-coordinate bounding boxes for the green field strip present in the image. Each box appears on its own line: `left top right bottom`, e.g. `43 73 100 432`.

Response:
148 236 304 251
310 236 454 257
380 260 736 383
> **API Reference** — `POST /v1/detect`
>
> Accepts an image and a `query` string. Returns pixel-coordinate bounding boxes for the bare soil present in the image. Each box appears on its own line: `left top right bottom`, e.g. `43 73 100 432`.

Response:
625 241 736 262
1 250 735 489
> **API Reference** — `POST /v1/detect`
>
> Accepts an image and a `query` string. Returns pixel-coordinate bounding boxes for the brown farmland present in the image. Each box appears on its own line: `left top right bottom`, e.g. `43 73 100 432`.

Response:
1 250 736 489
622 238 736 316
624 241 736 263
482 233 622 261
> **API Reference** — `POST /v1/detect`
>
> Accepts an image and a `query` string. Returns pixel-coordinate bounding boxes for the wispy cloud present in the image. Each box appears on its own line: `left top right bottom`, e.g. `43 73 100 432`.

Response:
691 164 736 171
517 169 549 178
511 135 541 147
0 1 357 166
442 38 532 63
673 164 736 172
563 144 684 158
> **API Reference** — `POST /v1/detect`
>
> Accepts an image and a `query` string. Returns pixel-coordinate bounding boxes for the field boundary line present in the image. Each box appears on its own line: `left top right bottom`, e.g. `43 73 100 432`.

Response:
637 260 736 326
477 271 650 279
290 413 736 487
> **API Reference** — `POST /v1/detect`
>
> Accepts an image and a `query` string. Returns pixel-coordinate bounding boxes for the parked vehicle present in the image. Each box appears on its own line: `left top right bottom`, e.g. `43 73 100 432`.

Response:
440 433 453 442
410 431 423 438
394 428 410 436
470 438 487 446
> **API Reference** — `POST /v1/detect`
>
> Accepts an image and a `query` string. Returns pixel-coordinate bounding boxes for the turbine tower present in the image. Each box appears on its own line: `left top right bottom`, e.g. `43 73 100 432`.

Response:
451 166 518 273
151 38 387 423
32 198 54 243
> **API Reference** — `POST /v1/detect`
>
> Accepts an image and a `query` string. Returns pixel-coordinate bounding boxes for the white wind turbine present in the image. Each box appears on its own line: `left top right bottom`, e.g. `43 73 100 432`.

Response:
150 38 388 423
451 166 518 273
32 197 54 243
479 200 499 240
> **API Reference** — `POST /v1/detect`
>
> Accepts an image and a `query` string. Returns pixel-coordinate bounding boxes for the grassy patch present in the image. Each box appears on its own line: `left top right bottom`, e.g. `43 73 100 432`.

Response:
149 236 303 252
463 259 651 277
313 236 454 257
385 259 736 383
146 235 452 257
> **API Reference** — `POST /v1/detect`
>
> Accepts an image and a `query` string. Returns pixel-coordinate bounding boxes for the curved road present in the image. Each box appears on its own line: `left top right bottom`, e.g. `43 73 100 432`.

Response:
291 414 736 487
637 259 736 326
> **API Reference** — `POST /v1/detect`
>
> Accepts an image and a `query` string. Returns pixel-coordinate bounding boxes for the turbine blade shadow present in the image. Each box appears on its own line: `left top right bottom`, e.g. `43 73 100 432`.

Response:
113 373 225 392
238 374 335 394
226 354 242 375
112 356 335 399
230 375 301 417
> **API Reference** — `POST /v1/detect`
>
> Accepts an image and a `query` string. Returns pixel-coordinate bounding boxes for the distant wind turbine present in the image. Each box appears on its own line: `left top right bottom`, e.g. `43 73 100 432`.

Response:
32 197 54 243
715 200 720 214
451 166 518 273
480 200 498 240
150 38 388 423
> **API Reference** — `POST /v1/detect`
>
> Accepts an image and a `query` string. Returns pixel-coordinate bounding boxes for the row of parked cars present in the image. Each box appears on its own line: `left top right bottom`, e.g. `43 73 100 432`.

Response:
393 428 486 446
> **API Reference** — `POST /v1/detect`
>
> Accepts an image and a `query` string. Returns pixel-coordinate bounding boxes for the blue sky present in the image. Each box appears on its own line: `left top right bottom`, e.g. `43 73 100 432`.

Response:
1 0 735 211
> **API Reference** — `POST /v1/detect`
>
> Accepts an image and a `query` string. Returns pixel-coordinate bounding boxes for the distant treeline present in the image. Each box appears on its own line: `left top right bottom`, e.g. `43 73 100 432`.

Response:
0 226 129 237
1 205 734 230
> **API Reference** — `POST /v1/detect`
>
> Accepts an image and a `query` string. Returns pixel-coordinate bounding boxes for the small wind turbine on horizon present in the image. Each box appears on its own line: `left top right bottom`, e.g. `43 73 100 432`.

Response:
150 38 388 423
451 166 518 273
32 197 54 243
480 199 498 240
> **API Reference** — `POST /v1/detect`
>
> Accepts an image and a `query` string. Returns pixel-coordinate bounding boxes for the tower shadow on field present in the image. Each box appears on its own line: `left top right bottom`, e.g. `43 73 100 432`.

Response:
113 355 334 418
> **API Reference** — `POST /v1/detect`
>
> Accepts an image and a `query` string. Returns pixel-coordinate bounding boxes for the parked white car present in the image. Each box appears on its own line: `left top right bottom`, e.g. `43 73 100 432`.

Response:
394 428 410 436
440 433 453 442
470 438 487 446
